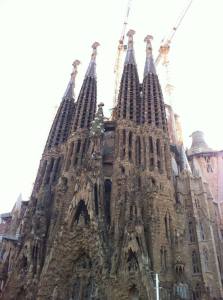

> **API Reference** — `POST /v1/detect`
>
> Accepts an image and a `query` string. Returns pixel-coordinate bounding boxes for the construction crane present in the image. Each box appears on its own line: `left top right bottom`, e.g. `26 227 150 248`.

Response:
155 0 194 67
113 0 133 109
155 0 194 107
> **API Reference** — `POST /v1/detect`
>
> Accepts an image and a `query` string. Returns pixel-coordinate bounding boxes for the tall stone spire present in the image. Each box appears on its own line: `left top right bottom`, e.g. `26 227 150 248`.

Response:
124 29 136 65
72 42 100 131
141 35 167 131
63 60 81 99
117 30 141 123
45 60 80 150
144 35 156 76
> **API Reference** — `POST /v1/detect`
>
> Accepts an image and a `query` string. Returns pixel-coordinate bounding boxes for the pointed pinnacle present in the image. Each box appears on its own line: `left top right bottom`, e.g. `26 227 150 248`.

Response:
85 42 100 78
91 42 100 60
124 30 136 65
71 59 80 82
72 59 81 69
144 34 156 76
144 35 153 57
127 29 135 48
63 59 80 98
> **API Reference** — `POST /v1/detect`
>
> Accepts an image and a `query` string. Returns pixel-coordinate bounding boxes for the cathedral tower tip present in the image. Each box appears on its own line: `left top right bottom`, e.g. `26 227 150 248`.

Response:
144 34 156 76
72 59 81 75
127 29 135 46
45 59 80 150
117 29 140 122
85 42 100 78
63 59 80 99
72 43 99 131
125 29 136 65
91 42 100 58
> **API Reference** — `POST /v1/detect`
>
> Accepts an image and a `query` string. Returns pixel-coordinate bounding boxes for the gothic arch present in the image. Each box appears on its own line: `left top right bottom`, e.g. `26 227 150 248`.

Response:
127 248 139 272
129 285 139 300
188 220 196 243
72 200 90 226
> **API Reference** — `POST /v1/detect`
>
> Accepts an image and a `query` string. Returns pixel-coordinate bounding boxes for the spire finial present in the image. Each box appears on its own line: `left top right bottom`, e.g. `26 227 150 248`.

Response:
91 42 100 60
70 59 80 82
124 30 136 65
144 35 153 57
63 59 80 99
85 42 100 78
144 34 156 76
127 29 135 48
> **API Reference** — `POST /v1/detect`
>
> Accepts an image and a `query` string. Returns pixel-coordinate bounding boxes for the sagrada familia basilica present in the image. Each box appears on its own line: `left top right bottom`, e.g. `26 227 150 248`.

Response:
0 30 223 299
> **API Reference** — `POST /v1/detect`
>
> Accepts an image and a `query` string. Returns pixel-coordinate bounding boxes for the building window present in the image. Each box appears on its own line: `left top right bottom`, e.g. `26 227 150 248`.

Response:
32 243 39 275
149 136 154 153
165 215 168 240
205 157 213 173
127 248 139 272
104 179 111 225
81 138 88 162
156 139 162 173
160 246 167 271
192 250 200 273
128 131 132 161
189 221 196 243
217 256 222 273
94 184 99 216
65 142 74 171
143 137 146 167
130 204 137 221
193 283 202 300
194 198 200 208
164 143 170 178
44 158 54 184
73 200 90 225
135 136 141 166
203 248 209 272
164 212 172 242
121 129 126 160
129 285 139 300
200 222 205 240
38 160 47 187
74 139 81 165
52 157 61 182
207 164 213 173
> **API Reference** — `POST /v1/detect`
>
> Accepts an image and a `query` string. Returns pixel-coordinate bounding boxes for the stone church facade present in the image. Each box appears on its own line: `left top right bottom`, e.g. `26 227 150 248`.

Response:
0 31 223 299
